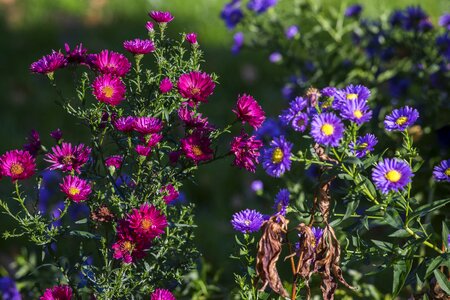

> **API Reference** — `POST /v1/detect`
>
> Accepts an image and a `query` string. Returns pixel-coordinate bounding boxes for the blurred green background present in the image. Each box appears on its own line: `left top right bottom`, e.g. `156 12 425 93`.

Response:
0 0 447 294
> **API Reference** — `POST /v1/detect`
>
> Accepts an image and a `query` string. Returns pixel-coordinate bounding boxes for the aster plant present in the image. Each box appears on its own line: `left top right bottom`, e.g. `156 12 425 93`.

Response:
0 9 266 299
230 85 450 299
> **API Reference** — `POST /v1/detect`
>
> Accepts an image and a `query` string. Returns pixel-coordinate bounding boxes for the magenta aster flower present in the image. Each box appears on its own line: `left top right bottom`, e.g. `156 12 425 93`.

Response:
139 133 163 149
349 134 378 158
135 145 152 157
160 184 179 204
0 150 36 181
310 112 344 147
181 133 213 164
372 158 413 194
50 128 63 142
177 71 215 104
261 136 292 177
185 33 198 44
145 21 154 32
151 289 176 300
23 129 41 156
112 220 149 264
45 142 91 173
384 106 419 131
149 11 174 23
178 107 213 133
231 209 264 233
90 50 131 77
433 159 450 182
340 98 372 125
105 155 123 169
335 84 371 107
123 39 155 55
60 175 92 203
92 74 126 106
230 134 263 173
133 117 163 135
30 51 68 75
113 116 136 133
233 94 266 129
40 285 73 300
127 203 167 239
159 77 173 93
64 43 88 64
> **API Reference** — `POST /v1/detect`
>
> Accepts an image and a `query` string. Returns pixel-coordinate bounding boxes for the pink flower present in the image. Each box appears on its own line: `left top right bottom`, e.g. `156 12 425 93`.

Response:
181 133 213 164
177 71 215 104
160 184 179 204
135 145 152 157
178 107 213 133
50 128 63 142
113 116 136 133
159 77 173 93
149 11 174 23
40 285 73 300
60 175 92 203
64 43 88 64
30 51 68 75
169 151 182 164
133 117 163 134
185 33 197 44
45 142 91 173
0 150 36 181
123 39 155 55
90 50 131 77
23 129 41 156
151 289 176 300
230 134 263 173
92 74 126 106
233 94 266 129
105 155 123 169
146 21 154 32
127 203 167 239
140 133 163 148
112 220 149 264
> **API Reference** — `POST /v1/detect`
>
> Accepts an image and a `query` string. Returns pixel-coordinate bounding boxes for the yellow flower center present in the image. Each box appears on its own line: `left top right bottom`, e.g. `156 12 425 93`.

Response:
122 241 133 251
445 168 450 176
353 110 363 119
102 85 115 98
192 145 203 156
346 93 357 100
10 163 24 175
396 116 408 125
385 170 402 183
360 142 368 149
321 123 334 136
62 155 74 164
190 87 200 95
141 218 152 230
68 187 80 196
272 148 284 163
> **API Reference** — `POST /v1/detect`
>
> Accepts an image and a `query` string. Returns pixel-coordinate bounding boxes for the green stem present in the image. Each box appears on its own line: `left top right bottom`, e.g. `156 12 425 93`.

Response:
15 182 32 217
405 226 443 254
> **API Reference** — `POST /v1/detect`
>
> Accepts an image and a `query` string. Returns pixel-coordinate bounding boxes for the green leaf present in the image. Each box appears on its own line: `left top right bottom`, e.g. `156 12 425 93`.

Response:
409 198 450 221
425 254 449 279
442 221 449 252
363 154 379 169
434 269 450 295
372 240 395 252
74 218 87 224
344 156 363 166
389 229 411 238
343 199 360 221
392 259 412 296
384 208 404 229
69 231 100 240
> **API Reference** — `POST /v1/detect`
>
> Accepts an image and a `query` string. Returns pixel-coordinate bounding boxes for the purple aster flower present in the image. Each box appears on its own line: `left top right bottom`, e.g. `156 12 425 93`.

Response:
251 180 263 193
390 10 405 27
285 25 299 39
273 188 289 216
433 159 450 182
247 0 277 14
335 84 371 108
281 84 295 100
231 32 244 54
312 227 324 245
321 87 337 98
221 0 243 29
384 106 419 131
123 39 155 55
231 208 264 233
262 136 292 177
436 33 450 60
64 43 88 64
269 52 282 63
185 33 198 44
340 98 372 125
279 96 307 126
23 129 41 156
310 112 344 147
255 118 284 140
349 134 378 158
0 277 21 300
30 51 68 75
372 158 413 194
439 13 450 30
148 11 174 23
344 4 362 17
50 128 63 142
113 116 136 133
403 6 432 32
291 113 309 132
